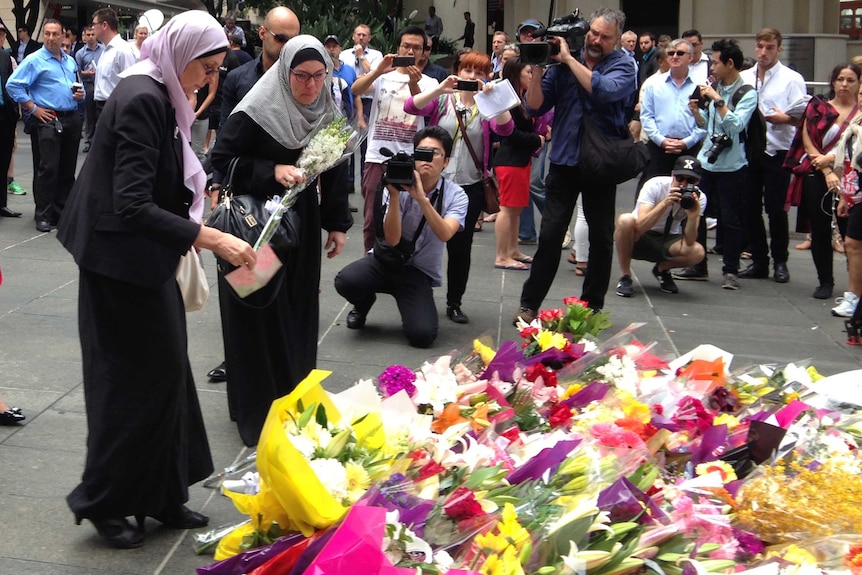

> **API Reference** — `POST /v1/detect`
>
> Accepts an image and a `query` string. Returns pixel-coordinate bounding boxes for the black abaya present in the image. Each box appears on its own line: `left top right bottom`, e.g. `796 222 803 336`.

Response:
211 112 352 446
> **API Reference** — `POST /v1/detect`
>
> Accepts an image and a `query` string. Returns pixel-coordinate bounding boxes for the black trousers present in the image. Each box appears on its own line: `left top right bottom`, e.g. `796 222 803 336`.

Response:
0 116 14 209
82 80 97 143
334 255 438 348
800 172 835 287
446 181 483 308
745 151 791 267
635 140 702 198
697 168 749 275
30 112 82 224
520 163 616 311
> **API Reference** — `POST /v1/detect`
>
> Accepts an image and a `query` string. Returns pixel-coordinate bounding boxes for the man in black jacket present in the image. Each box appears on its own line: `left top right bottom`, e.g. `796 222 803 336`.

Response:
11 25 41 64
0 23 22 218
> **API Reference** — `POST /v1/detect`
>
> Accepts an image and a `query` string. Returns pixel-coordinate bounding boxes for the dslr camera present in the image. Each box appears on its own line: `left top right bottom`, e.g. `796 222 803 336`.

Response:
678 183 700 211
382 148 436 186
518 9 590 67
703 134 733 164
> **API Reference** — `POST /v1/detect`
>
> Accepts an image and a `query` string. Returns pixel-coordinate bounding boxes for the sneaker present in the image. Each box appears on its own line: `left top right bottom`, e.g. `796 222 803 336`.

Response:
832 292 860 318
512 306 537 325
518 237 537 245
446 306 469 324
813 284 834 300
616 275 634 297
7 181 26 195
722 273 740 290
672 266 709 280
706 217 717 230
652 265 678 294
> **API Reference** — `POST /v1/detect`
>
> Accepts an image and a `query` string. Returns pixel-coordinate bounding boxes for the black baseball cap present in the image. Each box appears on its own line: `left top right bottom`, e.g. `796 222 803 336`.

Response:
673 156 702 179
323 34 340 46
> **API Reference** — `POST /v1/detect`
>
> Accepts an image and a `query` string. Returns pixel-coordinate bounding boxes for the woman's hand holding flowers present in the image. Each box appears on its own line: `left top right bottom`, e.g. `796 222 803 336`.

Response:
274 164 307 188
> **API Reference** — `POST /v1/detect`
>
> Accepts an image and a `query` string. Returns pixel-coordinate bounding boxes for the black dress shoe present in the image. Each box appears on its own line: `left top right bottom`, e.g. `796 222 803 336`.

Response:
82 517 144 549
0 207 21 217
446 306 469 324
151 504 209 529
207 361 227 382
35 220 52 232
0 408 25 425
813 284 834 299
346 307 367 329
773 262 790 283
738 263 769 279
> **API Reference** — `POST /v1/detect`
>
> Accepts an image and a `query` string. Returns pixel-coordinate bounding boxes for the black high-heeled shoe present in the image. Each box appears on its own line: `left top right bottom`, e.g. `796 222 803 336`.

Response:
76 516 144 549
151 504 209 529
0 408 25 426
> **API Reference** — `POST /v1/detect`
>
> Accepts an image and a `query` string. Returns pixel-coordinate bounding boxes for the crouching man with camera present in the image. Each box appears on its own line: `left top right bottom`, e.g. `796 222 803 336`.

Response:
334 126 468 348
672 38 757 290
615 156 707 298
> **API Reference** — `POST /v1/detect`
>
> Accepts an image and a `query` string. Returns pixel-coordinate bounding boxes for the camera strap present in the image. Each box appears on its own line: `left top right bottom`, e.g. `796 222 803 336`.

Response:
455 99 485 176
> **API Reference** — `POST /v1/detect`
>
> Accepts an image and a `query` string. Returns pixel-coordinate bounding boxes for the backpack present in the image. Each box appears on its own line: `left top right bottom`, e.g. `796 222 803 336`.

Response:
727 83 767 170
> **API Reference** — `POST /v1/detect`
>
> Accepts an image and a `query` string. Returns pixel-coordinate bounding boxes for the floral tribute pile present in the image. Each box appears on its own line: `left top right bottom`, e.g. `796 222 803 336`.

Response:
195 297 862 575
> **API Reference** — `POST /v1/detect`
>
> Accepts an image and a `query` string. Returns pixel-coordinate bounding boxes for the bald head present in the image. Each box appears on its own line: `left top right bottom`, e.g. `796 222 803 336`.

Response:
259 6 300 69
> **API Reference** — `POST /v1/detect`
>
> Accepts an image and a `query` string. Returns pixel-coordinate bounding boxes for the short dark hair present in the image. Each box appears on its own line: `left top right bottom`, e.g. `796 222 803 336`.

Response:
396 25 427 48
755 27 783 47
681 29 702 42
93 7 119 32
43 19 62 30
229 34 243 47
711 38 744 71
828 63 862 98
17 25 31 34
415 125 453 157
639 31 656 43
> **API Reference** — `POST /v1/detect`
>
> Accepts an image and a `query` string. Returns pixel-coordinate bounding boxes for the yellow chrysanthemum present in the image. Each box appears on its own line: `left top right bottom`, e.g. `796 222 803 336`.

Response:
537 330 569 352
694 460 738 483
712 413 740 429
561 383 584 400
480 552 503 575
476 531 508 554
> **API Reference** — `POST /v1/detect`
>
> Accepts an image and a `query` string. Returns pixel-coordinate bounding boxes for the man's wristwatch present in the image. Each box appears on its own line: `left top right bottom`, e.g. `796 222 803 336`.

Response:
715 99 726 108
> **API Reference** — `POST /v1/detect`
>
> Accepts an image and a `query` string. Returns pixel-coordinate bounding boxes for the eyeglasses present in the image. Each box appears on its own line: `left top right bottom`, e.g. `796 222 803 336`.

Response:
266 28 291 43
399 43 424 53
675 175 699 185
424 45 432 52
668 50 690 57
417 149 445 160
198 60 219 76
290 68 327 83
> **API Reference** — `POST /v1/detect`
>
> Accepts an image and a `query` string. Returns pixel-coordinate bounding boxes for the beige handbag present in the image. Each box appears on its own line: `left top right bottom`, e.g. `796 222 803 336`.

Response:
176 248 210 312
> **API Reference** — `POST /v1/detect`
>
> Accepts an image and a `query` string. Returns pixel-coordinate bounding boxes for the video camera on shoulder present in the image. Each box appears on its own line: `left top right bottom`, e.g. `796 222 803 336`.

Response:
518 9 590 67
381 147 436 186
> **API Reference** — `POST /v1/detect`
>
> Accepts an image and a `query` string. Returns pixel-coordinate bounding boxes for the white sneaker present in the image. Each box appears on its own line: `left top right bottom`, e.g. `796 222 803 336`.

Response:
832 292 860 317
706 217 718 230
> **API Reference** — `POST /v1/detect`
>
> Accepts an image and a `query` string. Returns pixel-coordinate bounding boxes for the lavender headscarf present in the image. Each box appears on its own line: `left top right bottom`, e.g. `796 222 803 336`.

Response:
120 11 228 222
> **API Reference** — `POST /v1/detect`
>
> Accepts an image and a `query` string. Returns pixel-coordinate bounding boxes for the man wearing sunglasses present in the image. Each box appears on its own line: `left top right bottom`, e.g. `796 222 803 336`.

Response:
12 25 41 64
638 38 706 191
615 156 706 298
91 8 136 129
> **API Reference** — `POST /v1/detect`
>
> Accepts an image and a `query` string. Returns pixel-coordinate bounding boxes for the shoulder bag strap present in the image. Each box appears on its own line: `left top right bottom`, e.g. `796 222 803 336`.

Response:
222 157 241 197
456 107 484 175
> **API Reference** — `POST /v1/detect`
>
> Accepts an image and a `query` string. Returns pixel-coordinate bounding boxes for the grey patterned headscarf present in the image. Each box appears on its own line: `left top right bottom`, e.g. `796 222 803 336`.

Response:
232 35 336 149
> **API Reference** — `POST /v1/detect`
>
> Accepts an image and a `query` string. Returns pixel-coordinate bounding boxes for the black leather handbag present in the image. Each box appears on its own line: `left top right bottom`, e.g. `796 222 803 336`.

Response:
206 157 301 275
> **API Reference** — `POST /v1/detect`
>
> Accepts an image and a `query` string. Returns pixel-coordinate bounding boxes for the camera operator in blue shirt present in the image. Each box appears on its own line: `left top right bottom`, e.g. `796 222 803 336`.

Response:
513 8 637 322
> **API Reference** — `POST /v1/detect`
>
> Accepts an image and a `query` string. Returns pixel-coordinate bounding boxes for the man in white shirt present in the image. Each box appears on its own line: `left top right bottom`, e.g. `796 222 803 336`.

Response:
738 27 806 284
340 24 384 179
682 29 710 85
490 31 509 74
351 25 439 251
91 8 136 128
615 156 707 298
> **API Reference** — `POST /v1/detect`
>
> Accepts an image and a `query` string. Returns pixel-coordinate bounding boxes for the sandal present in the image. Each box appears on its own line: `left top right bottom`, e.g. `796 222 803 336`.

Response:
796 234 811 250
474 221 483 232
833 229 846 254
575 265 587 277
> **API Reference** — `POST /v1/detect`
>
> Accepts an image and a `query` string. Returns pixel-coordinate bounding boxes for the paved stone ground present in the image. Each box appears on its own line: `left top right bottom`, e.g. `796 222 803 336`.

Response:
1 136 860 574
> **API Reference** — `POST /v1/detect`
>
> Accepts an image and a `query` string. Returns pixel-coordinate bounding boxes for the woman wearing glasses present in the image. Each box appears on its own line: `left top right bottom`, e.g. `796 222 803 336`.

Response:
404 51 513 322
59 12 254 549
210 36 352 447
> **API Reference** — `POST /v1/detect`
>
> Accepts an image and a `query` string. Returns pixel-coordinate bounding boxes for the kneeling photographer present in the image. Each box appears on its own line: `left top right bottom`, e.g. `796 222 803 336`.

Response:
334 126 468 348
614 156 707 298
673 38 757 290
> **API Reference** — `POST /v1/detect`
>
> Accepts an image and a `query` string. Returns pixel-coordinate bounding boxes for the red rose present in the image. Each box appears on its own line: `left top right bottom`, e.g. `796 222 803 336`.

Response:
538 308 564 323
519 326 539 339
563 296 588 308
548 403 573 429
443 487 484 521
417 460 446 481
500 426 521 443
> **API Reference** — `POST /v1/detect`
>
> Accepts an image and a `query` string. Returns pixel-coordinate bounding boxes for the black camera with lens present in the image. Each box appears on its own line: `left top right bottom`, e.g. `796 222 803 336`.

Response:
704 134 733 164
518 9 590 66
679 183 700 210
382 147 436 186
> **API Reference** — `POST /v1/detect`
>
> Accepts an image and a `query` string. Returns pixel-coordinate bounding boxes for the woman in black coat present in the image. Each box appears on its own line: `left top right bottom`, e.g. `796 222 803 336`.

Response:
210 36 352 447
58 13 256 549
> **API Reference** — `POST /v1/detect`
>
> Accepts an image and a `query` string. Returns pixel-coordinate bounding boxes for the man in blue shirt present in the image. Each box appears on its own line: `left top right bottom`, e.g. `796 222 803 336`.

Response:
673 38 757 290
75 25 103 152
513 8 636 321
7 19 84 233
638 38 706 189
